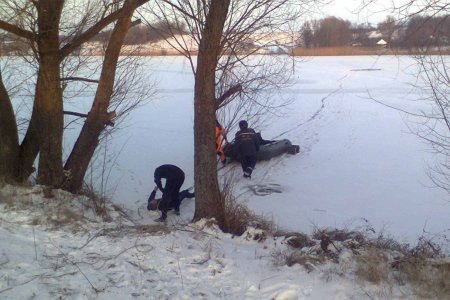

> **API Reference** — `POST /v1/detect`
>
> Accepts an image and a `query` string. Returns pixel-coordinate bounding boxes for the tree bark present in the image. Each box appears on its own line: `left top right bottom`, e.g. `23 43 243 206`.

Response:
34 0 65 186
17 104 40 182
193 0 231 230
0 70 19 182
63 0 138 193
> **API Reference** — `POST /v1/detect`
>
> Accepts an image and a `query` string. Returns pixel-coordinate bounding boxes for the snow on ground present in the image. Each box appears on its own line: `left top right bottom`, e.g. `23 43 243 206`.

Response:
0 185 423 299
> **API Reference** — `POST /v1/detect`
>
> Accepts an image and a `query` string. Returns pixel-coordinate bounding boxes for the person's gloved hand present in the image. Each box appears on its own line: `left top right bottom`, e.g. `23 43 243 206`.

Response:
147 190 157 210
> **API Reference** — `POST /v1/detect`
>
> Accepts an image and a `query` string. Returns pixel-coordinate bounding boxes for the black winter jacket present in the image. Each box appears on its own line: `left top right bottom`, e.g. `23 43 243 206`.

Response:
154 164 185 192
235 128 260 156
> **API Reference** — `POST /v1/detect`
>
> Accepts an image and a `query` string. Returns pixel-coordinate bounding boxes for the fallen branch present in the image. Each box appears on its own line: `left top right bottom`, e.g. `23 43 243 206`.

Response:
0 273 47 294
49 240 103 293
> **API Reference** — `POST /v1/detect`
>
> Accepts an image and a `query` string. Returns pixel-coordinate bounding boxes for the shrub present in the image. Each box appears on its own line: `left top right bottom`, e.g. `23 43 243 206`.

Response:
221 176 276 236
355 247 390 284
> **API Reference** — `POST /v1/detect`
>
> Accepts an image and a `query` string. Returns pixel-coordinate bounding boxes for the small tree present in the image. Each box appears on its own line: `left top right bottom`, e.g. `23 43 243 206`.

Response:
298 21 314 48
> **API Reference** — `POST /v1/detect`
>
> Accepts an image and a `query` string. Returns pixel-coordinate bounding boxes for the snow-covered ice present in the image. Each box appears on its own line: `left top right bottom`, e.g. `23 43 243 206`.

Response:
101 56 449 243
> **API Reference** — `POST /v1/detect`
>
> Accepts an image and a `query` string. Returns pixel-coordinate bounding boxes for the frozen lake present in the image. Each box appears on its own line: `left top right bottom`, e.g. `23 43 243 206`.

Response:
13 55 446 243
83 55 447 244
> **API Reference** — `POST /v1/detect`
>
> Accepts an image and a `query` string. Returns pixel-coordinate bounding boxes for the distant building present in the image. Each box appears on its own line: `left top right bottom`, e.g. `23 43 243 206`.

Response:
376 39 387 47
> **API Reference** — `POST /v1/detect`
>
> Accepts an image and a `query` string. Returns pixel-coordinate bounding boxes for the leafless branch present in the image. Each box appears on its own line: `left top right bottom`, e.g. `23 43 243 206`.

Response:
61 77 100 84
59 0 149 59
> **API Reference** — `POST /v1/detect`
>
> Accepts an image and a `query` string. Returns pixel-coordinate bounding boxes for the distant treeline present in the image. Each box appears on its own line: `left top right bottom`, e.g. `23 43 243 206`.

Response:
0 20 186 55
297 15 450 49
93 20 186 45
1 14 449 56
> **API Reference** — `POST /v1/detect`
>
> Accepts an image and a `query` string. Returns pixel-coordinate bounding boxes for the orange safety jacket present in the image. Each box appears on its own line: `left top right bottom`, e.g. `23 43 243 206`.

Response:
215 124 227 162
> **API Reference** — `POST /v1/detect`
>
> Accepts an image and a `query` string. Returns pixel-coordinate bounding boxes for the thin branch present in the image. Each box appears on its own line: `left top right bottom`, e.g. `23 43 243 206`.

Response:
0 273 47 294
49 240 102 293
59 0 149 59
61 77 99 84
63 111 115 127
63 111 88 118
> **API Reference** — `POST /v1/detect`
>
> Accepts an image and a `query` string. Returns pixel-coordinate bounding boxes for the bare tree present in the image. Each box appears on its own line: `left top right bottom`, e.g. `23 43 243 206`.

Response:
378 15 397 46
0 0 150 191
298 21 313 48
364 0 449 195
311 16 352 47
413 55 449 194
139 0 306 230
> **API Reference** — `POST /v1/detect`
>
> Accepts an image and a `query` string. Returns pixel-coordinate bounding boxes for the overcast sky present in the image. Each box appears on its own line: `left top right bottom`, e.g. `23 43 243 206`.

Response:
318 0 397 24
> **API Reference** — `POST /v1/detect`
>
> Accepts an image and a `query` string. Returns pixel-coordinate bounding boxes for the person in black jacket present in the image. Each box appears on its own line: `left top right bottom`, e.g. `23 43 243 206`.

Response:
148 164 185 222
235 120 260 178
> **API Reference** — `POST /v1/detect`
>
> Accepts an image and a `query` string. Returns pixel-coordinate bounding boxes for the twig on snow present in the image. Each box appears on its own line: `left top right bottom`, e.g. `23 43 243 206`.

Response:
0 273 47 294
177 259 184 290
33 226 37 260
49 239 103 293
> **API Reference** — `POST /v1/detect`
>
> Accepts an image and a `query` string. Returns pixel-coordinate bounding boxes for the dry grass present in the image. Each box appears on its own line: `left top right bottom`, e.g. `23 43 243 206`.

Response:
277 231 316 249
292 47 394 56
312 228 366 243
390 238 450 298
0 184 106 230
356 232 449 297
0 185 33 209
285 252 326 271
100 224 172 237
291 47 450 56
48 206 83 228
223 194 273 236
271 249 326 272
355 247 390 284
221 177 276 236
0 188 14 207
395 258 450 298
80 184 111 222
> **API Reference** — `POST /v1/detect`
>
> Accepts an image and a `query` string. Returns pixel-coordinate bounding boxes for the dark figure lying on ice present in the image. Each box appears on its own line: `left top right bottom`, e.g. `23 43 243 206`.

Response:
147 164 194 222
224 129 300 164
147 187 195 217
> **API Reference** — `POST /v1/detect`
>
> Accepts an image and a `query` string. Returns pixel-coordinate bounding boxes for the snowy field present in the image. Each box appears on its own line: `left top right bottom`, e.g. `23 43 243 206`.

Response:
93 56 449 244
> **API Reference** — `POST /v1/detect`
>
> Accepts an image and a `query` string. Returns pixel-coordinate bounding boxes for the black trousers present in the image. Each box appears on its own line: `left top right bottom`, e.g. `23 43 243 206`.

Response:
240 154 256 176
158 174 185 218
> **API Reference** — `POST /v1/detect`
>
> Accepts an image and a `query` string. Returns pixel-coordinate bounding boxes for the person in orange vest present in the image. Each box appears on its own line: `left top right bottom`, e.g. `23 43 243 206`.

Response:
215 120 228 164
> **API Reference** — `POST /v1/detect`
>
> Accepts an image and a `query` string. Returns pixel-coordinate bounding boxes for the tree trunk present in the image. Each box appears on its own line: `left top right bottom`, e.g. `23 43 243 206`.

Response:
17 104 40 182
0 70 19 182
63 0 137 193
193 0 231 230
35 0 65 187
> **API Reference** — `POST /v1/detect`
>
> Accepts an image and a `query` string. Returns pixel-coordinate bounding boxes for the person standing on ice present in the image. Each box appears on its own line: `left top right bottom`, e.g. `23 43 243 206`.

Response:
149 164 185 222
215 120 228 164
235 120 260 178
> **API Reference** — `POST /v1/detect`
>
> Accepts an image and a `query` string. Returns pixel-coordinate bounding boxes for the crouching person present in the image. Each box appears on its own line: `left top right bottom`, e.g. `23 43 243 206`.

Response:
147 164 187 222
